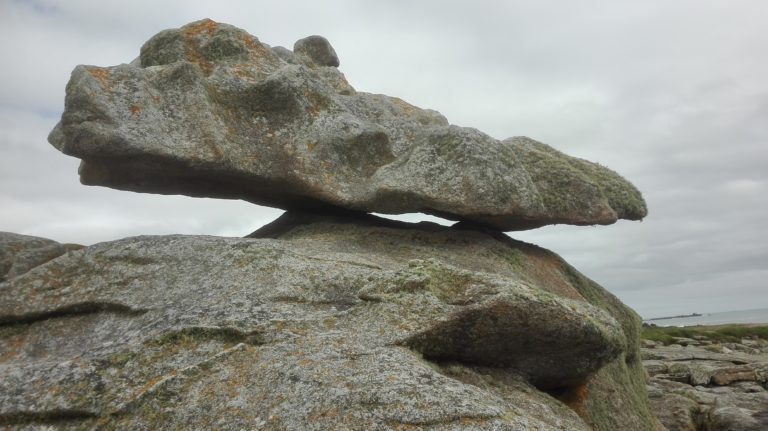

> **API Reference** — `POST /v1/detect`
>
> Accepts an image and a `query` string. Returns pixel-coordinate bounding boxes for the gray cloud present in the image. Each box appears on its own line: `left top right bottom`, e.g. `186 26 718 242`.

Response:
1 0 766 318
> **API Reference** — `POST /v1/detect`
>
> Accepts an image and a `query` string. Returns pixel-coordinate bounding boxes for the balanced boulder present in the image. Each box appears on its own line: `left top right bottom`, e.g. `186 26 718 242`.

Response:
48 19 647 231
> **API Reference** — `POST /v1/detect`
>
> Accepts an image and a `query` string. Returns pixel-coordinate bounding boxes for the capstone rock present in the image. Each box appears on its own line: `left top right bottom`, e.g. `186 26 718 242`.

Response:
48 19 647 231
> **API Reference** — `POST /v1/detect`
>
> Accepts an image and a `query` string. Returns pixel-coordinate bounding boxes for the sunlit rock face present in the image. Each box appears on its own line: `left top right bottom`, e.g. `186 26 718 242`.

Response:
48 19 646 231
0 215 660 430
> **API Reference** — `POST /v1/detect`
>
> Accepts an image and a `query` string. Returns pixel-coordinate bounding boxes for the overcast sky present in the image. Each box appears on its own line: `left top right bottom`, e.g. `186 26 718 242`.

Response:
1 0 766 318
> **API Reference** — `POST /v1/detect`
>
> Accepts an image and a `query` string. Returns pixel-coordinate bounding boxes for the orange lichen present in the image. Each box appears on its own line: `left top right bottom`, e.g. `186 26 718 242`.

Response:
182 20 217 76
87 67 111 90
185 19 218 37
129 104 141 115
241 33 272 61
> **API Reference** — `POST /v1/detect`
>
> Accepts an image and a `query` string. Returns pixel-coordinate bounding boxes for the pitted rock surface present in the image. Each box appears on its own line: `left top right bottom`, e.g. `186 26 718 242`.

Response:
48 19 647 231
0 214 660 430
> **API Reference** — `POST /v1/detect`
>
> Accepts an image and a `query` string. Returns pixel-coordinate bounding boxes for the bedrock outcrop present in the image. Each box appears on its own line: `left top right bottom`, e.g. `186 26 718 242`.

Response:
643 337 768 430
0 215 660 430
48 19 647 231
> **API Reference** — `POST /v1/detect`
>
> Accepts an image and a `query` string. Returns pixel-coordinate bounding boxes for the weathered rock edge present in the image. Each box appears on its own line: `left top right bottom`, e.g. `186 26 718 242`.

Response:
0 216 660 430
48 19 647 231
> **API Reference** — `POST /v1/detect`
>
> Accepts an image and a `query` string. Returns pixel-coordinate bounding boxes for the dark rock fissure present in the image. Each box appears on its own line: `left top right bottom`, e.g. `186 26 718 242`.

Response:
247 209 460 239
0 409 99 426
0 301 146 326
422 355 589 403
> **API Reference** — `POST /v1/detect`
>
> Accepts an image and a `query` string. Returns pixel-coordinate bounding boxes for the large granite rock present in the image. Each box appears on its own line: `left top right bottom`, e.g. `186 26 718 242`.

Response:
0 215 660 429
48 19 647 231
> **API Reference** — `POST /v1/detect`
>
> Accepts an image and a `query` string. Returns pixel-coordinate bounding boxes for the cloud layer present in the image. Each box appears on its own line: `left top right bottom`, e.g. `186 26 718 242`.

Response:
1 0 766 317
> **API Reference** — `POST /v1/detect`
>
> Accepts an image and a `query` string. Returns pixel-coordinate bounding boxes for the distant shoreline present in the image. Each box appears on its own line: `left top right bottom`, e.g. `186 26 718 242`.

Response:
646 312 702 321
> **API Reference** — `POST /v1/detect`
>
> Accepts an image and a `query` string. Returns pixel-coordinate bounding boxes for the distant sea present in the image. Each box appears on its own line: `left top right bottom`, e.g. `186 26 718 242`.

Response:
644 307 768 327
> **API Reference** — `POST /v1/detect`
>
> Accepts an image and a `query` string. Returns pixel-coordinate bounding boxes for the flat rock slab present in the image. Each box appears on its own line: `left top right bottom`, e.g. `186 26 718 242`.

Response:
647 377 768 431
643 343 768 431
49 19 647 231
0 214 659 429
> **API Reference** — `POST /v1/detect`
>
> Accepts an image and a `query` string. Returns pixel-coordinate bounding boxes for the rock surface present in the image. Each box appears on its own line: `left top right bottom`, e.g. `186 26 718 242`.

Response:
0 214 660 430
48 19 647 231
643 337 768 430
0 232 81 282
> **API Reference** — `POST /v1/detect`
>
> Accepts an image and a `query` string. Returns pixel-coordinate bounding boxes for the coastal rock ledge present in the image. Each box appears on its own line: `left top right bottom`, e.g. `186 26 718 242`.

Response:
48 19 646 231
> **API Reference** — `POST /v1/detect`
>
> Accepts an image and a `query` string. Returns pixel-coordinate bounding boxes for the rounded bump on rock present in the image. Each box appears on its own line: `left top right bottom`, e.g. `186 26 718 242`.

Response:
293 35 340 67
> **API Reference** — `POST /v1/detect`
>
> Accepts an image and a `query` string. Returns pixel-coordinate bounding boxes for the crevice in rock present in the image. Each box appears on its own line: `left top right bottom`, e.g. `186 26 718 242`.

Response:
385 413 496 427
544 383 590 417
0 409 99 426
424 358 590 426
464 357 589 393
246 210 455 239
666 356 751 365
0 301 147 326
112 342 250 415
270 295 360 311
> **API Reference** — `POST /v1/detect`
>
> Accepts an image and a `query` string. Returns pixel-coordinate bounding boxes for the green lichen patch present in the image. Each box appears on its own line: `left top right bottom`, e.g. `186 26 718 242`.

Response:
642 324 768 346
145 326 264 349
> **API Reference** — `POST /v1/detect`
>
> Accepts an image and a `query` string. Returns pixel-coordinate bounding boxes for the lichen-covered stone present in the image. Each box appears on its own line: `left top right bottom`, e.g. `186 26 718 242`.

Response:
0 215 660 429
48 19 647 231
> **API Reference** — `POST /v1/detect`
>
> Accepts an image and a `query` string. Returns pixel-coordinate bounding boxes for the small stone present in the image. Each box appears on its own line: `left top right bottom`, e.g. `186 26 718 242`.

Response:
294 35 340 67
711 365 756 386
641 339 657 348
